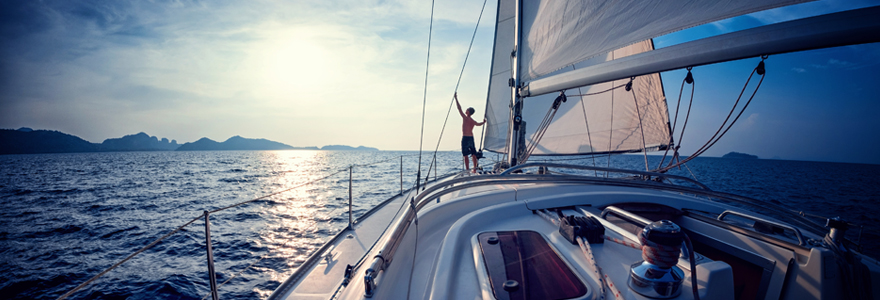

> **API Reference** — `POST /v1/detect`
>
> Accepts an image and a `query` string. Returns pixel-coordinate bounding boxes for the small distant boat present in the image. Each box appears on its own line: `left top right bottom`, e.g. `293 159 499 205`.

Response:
269 1 880 299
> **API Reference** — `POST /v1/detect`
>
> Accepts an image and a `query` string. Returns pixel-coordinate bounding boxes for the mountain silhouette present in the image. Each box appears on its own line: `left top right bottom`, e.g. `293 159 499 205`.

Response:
0 128 98 154
101 132 178 151
1 128 371 154
176 136 294 151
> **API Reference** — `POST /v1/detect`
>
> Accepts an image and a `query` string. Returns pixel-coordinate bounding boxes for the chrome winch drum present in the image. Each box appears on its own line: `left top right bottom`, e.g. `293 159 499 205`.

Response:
628 220 685 298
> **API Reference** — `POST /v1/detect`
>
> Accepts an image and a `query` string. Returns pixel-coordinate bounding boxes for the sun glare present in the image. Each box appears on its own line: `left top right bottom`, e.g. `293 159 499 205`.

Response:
254 150 348 283
248 29 337 101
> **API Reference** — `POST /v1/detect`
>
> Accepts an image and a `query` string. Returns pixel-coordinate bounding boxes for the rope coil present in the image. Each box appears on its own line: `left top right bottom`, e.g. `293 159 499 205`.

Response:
637 230 681 268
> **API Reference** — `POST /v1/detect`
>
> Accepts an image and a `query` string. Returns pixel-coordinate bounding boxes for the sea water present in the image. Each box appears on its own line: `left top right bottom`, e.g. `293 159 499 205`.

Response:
1 151 877 299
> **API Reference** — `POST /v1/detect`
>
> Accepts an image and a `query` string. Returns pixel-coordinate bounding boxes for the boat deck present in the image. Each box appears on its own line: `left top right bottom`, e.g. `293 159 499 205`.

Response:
269 186 415 300
273 174 880 300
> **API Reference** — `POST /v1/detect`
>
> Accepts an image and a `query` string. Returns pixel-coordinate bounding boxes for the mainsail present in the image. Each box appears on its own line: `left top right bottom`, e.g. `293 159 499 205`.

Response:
483 0 809 156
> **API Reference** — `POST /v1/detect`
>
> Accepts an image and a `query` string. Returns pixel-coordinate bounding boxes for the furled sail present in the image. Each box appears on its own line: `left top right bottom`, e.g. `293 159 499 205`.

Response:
483 0 808 156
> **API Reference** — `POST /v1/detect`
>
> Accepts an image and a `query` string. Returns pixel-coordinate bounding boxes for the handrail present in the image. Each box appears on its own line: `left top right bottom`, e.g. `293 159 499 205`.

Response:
601 205 653 226
500 162 711 190
718 210 806 246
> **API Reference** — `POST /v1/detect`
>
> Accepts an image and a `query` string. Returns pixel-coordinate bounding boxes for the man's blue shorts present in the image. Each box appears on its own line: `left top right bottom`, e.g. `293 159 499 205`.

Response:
461 136 476 156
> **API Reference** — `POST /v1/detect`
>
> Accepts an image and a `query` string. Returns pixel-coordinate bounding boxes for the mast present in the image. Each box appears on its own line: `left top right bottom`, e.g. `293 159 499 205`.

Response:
506 0 523 167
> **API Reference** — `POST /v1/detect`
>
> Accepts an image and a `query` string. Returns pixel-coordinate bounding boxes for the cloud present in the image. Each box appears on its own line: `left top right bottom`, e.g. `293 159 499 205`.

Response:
808 58 859 71
744 113 759 127
0 0 499 150
791 67 806 73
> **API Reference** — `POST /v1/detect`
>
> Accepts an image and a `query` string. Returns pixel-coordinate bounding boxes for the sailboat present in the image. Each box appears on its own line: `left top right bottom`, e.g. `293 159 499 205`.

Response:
267 1 880 299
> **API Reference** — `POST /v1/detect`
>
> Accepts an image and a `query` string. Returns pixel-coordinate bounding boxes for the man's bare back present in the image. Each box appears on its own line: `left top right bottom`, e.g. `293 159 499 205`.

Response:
462 115 479 137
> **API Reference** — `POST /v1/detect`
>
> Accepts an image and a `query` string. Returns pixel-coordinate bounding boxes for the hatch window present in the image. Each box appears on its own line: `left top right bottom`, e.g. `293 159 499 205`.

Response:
478 230 587 300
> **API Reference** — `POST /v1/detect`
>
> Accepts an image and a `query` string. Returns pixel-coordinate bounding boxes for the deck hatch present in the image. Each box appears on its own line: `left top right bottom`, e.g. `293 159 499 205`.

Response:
478 231 587 300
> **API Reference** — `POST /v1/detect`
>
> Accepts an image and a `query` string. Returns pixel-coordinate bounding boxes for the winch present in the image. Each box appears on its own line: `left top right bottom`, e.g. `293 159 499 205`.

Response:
628 220 686 298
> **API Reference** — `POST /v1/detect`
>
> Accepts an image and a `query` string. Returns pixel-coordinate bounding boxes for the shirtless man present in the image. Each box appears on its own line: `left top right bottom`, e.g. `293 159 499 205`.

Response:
454 92 486 173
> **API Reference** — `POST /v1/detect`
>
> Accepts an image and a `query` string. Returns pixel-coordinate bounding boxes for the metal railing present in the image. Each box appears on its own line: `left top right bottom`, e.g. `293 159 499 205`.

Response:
501 162 710 190
56 154 427 300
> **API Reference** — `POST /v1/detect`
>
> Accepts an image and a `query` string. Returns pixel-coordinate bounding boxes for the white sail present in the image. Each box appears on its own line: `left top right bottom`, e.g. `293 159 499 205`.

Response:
519 0 808 83
521 40 670 155
482 0 517 153
483 0 807 156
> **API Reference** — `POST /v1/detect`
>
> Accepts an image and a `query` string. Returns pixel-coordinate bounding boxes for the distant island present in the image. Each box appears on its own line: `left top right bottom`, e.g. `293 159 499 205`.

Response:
0 128 378 154
177 136 296 151
722 152 759 159
320 145 379 151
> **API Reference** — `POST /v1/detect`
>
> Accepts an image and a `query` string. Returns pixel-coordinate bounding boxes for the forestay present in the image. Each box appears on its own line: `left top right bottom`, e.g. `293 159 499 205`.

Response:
483 0 808 156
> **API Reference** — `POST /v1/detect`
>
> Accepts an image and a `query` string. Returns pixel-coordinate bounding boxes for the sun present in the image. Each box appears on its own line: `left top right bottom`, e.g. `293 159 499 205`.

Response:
247 27 337 101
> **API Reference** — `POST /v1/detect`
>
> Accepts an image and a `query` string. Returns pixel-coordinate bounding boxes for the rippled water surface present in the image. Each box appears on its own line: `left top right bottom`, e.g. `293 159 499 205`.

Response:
1 151 877 299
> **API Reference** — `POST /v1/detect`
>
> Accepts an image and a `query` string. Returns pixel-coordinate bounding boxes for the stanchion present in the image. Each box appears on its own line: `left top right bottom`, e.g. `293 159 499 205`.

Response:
400 156 403 195
348 166 353 228
204 211 219 300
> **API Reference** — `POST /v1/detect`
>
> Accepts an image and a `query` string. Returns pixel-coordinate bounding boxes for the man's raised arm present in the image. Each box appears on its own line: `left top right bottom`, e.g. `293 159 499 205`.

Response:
454 93 465 118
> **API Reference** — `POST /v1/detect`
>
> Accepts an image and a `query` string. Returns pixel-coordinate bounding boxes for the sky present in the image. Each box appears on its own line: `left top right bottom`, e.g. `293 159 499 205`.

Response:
1 0 878 164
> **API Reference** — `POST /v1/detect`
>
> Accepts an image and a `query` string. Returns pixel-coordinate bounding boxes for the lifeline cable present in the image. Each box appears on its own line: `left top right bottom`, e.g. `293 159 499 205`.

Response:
57 215 202 300
59 155 413 300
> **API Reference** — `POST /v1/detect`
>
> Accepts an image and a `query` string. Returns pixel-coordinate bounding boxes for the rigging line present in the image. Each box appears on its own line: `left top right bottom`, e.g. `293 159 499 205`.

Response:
520 93 563 163
660 60 766 172
352 154 420 168
658 72 689 169
572 65 616 176
687 62 764 159
522 105 553 161
605 51 615 178
606 51 616 178
417 0 436 190
691 73 764 159
426 0 488 176
567 82 628 97
678 63 758 165
668 75 696 170
628 77 650 171
530 155 603 162
662 75 695 171
406 202 421 299
61 168 351 299
201 220 311 300
683 161 699 182
57 215 202 300
606 83 615 178
210 170 345 214
578 93 598 176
